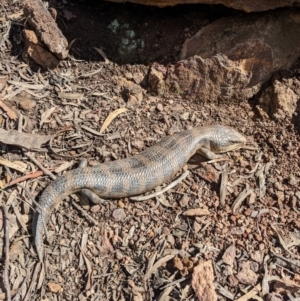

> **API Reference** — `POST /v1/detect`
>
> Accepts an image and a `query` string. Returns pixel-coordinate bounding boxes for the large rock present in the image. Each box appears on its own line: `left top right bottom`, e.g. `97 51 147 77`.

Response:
148 55 260 102
181 10 300 86
256 80 298 121
23 0 68 59
147 9 300 102
106 0 300 12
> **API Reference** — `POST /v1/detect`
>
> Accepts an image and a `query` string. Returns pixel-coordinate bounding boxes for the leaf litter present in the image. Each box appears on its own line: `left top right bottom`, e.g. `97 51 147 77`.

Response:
0 2 300 301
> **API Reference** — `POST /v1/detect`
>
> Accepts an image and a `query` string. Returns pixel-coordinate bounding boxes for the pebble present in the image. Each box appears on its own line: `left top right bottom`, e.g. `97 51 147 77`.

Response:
90 205 101 213
274 182 284 191
157 103 163 111
295 191 300 200
288 175 298 186
112 208 126 221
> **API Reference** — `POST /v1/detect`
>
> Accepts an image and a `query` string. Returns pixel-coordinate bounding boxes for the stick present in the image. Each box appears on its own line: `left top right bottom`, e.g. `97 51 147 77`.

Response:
234 284 261 301
26 153 56 180
6 170 44 187
3 204 11 301
130 171 189 202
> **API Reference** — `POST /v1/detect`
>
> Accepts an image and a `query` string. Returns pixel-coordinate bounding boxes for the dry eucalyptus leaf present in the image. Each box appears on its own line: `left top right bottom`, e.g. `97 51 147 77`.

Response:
0 158 27 173
40 106 57 127
57 92 83 99
99 108 128 133
0 98 18 120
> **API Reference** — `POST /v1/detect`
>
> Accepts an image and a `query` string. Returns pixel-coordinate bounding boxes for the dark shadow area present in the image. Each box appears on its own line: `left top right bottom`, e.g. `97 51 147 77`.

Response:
55 0 237 64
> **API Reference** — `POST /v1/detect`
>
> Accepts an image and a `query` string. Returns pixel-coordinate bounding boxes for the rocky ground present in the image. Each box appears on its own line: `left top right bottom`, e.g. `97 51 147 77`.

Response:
0 1 300 301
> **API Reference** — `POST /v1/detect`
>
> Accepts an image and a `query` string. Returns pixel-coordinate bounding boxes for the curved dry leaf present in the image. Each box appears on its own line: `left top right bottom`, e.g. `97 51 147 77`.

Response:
40 106 57 127
0 99 18 120
99 108 128 134
150 254 175 275
58 92 83 99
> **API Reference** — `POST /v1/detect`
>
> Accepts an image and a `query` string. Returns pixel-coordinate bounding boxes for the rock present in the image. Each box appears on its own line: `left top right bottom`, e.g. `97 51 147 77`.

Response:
181 10 300 87
256 80 298 120
191 260 217 301
16 91 37 111
112 208 126 221
148 65 166 96
236 261 258 286
22 29 60 69
150 54 258 102
47 282 63 293
106 0 300 12
23 0 68 59
222 245 236 266
116 77 144 108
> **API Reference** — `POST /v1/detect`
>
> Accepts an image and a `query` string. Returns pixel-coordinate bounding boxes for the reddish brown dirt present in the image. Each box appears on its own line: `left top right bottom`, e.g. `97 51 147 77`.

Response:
0 1 300 301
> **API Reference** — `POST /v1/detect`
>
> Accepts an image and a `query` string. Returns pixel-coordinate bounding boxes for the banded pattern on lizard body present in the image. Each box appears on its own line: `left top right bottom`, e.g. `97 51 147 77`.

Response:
33 125 246 261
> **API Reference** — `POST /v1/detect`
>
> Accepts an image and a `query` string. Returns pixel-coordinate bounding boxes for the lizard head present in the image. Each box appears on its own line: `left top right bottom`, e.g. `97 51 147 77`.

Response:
212 125 247 153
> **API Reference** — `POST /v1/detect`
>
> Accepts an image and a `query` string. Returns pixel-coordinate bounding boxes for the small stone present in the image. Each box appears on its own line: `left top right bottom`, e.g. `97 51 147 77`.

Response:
222 245 236 266
274 182 284 191
132 139 144 150
237 261 258 285
228 274 239 287
112 208 126 221
193 221 202 233
296 191 300 200
173 256 184 270
288 175 298 186
90 205 100 213
48 282 63 293
124 72 133 80
179 194 189 207
157 103 163 112
18 94 36 111
115 250 124 260
180 112 190 120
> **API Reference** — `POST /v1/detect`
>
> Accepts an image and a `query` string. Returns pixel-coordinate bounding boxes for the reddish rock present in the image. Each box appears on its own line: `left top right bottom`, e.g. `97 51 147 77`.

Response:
106 0 300 13
23 0 68 59
22 29 60 69
181 10 300 86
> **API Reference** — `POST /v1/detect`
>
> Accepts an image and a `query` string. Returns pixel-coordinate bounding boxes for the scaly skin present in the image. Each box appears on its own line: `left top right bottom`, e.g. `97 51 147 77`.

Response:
33 125 246 261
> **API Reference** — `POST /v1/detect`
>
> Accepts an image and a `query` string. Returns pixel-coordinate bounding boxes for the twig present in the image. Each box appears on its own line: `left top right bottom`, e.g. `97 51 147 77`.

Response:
219 163 228 207
159 275 191 290
26 153 56 180
270 224 300 260
130 171 189 201
23 262 42 301
71 199 99 226
3 204 11 301
271 251 300 268
17 112 23 132
6 170 44 187
234 283 261 301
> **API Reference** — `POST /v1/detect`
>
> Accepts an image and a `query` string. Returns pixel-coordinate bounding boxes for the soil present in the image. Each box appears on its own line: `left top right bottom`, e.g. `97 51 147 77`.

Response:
0 1 300 301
